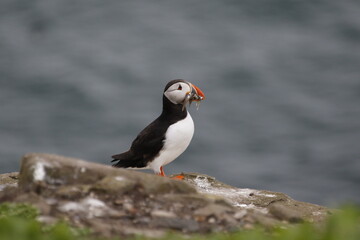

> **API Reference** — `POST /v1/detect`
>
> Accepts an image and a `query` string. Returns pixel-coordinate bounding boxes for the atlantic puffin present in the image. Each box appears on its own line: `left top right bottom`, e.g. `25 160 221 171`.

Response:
111 79 205 177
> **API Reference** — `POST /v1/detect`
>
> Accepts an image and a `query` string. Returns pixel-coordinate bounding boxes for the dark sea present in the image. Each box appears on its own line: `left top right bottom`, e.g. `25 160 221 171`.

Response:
1 0 360 206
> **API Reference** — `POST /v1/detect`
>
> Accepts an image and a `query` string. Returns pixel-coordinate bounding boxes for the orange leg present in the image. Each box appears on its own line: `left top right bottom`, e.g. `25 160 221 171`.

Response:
156 167 184 180
158 166 165 177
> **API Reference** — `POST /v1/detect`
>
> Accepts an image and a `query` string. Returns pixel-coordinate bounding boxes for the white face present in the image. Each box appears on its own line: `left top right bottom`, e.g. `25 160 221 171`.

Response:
164 81 192 104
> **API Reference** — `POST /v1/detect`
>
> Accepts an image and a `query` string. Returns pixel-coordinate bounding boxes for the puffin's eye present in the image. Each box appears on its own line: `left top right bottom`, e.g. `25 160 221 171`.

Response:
177 85 182 90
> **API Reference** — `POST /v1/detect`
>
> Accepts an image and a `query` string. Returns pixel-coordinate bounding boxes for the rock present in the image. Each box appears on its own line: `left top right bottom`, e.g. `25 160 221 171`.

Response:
247 211 283 228
91 176 137 196
19 153 196 195
57 196 123 219
194 203 233 217
150 218 200 232
151 210 177 218
0 153 332 238
0 172 18 184
269 203 305 223
0 172 18 191
171 172 329 223
55 185 91 199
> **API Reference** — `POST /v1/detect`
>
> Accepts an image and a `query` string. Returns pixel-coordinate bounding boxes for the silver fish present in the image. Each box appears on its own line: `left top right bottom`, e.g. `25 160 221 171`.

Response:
182 91 203 111
195 101 201 110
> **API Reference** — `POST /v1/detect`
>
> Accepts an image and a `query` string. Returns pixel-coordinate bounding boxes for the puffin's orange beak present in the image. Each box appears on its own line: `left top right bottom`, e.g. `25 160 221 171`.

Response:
190 83 205 101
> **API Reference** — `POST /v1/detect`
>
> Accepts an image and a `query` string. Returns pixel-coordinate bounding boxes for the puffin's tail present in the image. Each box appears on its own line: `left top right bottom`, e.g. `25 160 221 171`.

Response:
111 151 145 168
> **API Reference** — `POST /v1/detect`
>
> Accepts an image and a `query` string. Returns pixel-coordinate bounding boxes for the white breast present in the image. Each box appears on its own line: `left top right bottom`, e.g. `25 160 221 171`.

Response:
149 112 194 173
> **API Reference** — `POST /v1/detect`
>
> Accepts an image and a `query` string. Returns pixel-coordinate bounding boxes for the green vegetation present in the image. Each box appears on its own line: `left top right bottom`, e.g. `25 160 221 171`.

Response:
0 203 90 240
0 203 38 219
0 203 359 240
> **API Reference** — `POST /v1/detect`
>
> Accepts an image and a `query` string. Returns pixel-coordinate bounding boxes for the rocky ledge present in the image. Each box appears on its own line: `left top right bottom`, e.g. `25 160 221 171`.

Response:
0 153 330 238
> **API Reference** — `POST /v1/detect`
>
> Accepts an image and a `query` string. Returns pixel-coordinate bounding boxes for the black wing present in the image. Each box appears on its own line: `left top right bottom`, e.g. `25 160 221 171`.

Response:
112 117 168 168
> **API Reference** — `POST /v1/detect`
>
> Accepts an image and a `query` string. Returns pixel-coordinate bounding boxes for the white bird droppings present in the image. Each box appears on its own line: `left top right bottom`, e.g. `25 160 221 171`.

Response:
115 176 126 181
193 176 253 198
59 202 80 212
256 193 277 198
58 197 109 218
82 197 106 208
33 162 46 181
312 211 324 216
193 176 270 214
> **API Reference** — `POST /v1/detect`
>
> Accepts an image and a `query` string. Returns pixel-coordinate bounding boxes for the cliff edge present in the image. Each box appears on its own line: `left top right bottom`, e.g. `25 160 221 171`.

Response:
0 153 330 238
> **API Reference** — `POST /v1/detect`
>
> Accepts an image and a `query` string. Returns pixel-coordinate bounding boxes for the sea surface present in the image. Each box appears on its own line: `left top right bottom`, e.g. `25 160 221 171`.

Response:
1 0 360 206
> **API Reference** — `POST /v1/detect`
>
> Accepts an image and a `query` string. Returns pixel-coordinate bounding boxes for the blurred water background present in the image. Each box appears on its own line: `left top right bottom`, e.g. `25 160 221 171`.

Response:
1 0 360 205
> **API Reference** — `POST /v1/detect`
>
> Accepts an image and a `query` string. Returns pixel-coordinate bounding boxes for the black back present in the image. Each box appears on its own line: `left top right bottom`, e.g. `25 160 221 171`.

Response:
112 80 188 168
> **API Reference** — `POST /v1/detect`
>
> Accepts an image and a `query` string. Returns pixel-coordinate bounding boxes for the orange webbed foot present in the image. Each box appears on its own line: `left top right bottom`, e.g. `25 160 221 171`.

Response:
171 175 184 180
156 167 184 180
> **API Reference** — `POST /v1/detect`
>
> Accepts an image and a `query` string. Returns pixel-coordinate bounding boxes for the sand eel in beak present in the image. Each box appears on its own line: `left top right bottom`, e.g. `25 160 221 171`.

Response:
182 83 205 111
111 79 205 178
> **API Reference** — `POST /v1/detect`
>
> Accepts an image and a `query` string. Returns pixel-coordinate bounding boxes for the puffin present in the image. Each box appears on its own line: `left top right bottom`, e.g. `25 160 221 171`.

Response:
111 79 205 177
